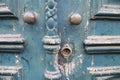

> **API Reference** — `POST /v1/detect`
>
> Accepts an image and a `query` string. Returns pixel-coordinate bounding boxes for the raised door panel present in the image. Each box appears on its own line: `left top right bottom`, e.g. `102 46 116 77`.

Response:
91 0 120 20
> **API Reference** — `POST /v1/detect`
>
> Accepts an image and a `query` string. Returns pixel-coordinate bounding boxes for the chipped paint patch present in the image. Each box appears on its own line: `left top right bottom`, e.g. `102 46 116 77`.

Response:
91 54 94 66
84 20 89 31
12 24 16 32
59 62 75 79
15 54 21 66
78 54 83 64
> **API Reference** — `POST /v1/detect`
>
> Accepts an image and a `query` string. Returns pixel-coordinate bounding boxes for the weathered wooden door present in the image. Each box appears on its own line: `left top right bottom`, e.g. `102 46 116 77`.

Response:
0 0 120 80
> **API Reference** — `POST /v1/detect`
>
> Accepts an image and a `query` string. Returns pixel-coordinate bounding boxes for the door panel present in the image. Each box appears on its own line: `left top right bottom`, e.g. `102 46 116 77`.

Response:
90 0 120 20
86 0 120 80
0 0 45 80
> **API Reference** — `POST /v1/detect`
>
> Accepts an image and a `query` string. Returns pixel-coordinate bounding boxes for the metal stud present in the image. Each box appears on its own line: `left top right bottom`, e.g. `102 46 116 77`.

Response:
23 11 38 24
69 13 82 25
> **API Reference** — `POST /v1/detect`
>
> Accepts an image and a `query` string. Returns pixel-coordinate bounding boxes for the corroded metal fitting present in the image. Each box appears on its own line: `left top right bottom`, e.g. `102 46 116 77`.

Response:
61 44 73 58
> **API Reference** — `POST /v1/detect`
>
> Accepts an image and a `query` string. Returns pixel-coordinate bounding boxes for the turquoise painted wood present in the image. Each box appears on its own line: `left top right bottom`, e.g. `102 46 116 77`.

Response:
0 0 120 80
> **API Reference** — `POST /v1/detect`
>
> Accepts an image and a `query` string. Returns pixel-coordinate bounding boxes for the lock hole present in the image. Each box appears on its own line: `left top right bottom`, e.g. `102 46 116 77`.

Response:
61 48 71 56
61 44 73 58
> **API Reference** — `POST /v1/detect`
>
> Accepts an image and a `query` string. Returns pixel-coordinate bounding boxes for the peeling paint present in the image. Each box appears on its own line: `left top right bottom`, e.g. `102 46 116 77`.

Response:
91 54 94 66
59 62 75 79
84 20 89 31
15 54 21 66
12 24 16 32
77 54 83 65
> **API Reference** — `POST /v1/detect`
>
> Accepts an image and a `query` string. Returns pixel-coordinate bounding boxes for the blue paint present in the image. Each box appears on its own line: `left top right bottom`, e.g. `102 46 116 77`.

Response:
0 0 120 80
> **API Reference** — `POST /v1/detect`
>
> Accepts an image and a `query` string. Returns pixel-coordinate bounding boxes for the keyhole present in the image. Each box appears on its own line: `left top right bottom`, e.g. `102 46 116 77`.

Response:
61 48 71 58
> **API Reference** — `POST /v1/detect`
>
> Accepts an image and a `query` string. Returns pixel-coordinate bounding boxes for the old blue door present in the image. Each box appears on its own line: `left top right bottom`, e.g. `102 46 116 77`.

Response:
0 0 120 80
